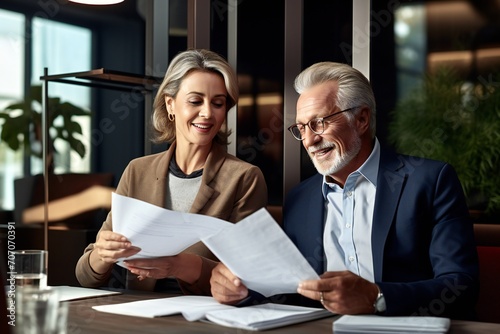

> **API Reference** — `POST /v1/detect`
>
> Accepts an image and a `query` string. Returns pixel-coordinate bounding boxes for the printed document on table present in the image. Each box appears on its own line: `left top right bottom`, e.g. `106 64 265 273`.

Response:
51 286 121 301
92 295 332 330
201 208 319 297
112 192 229 263
93 296 233 320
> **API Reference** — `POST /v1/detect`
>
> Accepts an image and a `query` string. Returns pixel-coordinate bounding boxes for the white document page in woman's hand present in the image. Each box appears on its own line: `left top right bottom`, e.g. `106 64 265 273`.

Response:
111 192 230 265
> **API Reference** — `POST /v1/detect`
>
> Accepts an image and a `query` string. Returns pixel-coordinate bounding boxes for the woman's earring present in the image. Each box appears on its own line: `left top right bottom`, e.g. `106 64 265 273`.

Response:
168 113 175 122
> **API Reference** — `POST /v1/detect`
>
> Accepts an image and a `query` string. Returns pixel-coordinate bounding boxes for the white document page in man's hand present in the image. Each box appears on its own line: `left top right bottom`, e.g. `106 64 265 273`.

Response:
201 208 319 297
112 192 229 262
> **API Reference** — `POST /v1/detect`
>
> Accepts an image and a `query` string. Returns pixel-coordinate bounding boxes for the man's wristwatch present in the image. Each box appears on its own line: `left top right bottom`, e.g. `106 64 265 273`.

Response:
373 288 386 314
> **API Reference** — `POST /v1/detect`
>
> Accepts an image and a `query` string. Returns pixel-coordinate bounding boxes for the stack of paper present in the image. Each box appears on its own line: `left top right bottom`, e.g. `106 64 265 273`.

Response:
93 296 232 320
92 295 332 331
205 303 332 331
333 315 451 334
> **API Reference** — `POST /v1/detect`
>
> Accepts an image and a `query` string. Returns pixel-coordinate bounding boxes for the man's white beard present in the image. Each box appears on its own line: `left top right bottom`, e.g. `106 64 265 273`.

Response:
309 136 361 176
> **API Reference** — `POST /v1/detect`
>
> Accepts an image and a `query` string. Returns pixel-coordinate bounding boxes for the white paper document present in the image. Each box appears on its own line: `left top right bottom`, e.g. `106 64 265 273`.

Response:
201 208 320 297
205 302 332 331
51 286 120 301
112 192 229 261
112 193 318 297
333 315 451 334
92 296 233 320
92 295 332 331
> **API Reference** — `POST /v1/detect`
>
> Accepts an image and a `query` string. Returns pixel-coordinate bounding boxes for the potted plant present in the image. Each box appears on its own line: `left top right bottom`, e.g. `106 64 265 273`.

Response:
388 68 500 221
0 85 91 165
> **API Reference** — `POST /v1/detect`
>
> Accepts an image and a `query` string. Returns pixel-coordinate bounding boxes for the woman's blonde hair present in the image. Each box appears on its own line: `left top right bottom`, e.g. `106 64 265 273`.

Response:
151 49 239 144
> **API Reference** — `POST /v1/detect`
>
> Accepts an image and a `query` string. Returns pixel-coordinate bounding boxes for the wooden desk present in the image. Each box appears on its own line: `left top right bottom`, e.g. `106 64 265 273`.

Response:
65 291 500 334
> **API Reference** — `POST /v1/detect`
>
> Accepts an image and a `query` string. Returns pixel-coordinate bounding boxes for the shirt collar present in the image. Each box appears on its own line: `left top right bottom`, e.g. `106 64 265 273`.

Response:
322 138 380 198
357 137 380 187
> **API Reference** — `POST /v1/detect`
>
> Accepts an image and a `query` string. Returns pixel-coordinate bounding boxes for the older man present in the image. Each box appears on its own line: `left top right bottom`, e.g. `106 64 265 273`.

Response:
210 62 479 320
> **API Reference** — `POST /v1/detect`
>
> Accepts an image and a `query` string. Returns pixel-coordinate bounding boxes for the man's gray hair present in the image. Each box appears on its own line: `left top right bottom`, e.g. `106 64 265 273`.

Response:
294 62 377 138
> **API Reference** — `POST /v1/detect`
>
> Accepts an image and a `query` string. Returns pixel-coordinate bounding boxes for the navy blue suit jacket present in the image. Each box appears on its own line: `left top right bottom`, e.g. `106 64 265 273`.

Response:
283 148 479 320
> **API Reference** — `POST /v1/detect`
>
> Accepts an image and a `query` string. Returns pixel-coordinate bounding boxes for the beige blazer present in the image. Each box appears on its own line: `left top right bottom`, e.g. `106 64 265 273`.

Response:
75 142 268 294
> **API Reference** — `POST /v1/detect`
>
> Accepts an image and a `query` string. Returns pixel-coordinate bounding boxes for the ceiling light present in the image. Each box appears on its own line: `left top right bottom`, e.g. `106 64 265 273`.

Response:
69 0 124 5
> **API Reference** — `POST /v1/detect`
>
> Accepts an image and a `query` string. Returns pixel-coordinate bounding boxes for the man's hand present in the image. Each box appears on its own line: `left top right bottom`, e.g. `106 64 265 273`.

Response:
297 270 379 314
210 263 248 304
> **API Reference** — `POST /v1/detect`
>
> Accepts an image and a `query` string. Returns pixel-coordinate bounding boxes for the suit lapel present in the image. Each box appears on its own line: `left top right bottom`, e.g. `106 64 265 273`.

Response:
149 143 175 208
372 150 406 281
303 175 326 274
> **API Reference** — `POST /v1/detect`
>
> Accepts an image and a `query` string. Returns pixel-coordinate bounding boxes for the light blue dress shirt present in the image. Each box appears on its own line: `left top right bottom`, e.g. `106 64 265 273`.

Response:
322 138 380 282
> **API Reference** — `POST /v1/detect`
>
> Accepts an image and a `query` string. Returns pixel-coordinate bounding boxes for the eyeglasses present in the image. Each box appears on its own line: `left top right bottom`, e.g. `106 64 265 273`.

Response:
287 107 357 141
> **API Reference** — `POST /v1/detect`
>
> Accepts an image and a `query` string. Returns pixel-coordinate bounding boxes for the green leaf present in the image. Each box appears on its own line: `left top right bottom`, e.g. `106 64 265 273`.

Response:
67 120 83 134
0 85 90 159
67 135 86 158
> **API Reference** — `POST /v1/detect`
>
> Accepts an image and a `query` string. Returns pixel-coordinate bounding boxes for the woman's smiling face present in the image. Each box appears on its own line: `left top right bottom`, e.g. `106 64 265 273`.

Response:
166 70 228 148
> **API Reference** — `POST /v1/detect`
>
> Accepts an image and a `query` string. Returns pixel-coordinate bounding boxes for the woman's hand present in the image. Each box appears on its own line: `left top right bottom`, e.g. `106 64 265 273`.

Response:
89 230 140 275
124 253 202 284
93 231 140 263
297 270 379 314
210 263 248 304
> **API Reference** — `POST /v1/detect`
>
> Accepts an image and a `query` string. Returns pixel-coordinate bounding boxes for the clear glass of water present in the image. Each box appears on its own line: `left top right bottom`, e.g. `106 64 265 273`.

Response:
12 250 48 289
15 287 60 334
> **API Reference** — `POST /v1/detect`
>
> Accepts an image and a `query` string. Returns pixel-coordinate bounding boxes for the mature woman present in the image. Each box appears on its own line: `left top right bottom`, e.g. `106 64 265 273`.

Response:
75 49 268 295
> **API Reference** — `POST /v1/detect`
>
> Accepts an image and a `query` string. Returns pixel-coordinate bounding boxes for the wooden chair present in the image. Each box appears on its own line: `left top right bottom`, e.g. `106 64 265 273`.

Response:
9 173 114 286
14 173 114 228
266 205 283 225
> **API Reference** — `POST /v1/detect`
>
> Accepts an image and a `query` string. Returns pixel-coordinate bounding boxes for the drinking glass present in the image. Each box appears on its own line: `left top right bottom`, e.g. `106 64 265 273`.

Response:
12 250 48 290
15 287 59 334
